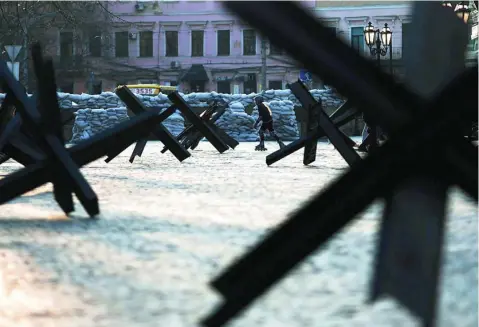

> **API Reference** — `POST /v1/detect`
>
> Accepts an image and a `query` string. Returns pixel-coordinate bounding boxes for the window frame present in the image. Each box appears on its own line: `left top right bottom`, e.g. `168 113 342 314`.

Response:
115 31 129 58
217 29 231 56
139 30 154 58
243 29 256 56
268 80 283 90
165 30 179 57
350 26 365 54
191 30 205 57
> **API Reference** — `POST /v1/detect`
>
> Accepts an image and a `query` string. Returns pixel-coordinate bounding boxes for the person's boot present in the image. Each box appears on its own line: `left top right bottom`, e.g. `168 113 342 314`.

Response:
255 139 267 151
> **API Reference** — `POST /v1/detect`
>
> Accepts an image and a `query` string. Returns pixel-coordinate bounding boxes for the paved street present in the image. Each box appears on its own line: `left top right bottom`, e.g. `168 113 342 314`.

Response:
0 140 477 327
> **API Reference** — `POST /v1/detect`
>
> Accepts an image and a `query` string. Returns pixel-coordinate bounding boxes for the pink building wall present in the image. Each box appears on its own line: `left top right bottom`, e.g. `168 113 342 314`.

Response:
101 1 410 93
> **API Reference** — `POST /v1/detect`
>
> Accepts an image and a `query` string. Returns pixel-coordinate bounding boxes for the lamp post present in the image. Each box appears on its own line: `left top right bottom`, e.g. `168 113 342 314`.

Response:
442 1 471 23
364 22 393 70
442 1 477 140
359 22 392 152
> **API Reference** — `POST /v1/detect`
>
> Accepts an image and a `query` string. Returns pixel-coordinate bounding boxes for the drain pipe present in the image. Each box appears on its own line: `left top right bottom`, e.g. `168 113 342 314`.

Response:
157 23 161 83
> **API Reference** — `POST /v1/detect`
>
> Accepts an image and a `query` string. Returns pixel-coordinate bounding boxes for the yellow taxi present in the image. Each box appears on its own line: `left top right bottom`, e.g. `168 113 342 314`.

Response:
121 84 178 96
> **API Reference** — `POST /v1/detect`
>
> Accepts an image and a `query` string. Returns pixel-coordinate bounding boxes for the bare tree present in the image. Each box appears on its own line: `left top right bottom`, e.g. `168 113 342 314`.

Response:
0 1 118 88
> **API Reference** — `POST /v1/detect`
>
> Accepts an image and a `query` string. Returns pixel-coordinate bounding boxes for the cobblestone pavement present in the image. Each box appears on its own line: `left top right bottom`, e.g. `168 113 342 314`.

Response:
0 140 477 327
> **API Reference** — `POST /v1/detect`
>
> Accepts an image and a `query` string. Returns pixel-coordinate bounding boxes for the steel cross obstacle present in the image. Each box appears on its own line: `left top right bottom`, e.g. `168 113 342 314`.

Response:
266 97 359 166
0 92 74 167
168 92 230 154
0 92 48 166
162 101 238 154
104 85 191 164
0 43 177 217
202 2 478 327
288 80 360 167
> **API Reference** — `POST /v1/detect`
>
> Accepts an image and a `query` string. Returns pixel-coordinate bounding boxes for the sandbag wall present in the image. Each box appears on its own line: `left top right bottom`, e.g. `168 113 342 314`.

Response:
0 88 347 143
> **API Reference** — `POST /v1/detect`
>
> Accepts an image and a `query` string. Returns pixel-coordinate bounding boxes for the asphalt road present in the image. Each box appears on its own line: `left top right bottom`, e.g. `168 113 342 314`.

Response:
0 140 476 327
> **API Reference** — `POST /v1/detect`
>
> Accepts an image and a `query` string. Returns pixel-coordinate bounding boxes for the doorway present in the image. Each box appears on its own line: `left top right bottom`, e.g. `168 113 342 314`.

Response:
93 81 103 94
190 80 205 92
243 73 257 94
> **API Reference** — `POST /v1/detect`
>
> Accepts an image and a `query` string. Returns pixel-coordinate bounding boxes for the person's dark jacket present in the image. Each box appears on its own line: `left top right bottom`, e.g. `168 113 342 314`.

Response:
256 102 273 123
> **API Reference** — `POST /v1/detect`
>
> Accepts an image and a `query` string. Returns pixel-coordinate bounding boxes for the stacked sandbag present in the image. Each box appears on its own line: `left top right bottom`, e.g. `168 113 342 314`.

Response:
215 102 257 142
69 106 185 144
70 108 130 143
0 88 346 143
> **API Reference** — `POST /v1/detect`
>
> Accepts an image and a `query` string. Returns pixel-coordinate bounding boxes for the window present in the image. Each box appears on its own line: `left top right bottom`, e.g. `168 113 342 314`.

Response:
269 41 283 55
60 32 74 58
402 23 411 60
243 29 256 55
351 27 365 54
325 27 337 35
89 31 102 57
139 31 153 57
268 80 282 90
217 81 230 93
217 30 230 56
191 30 204 57
165 31 179 57
115 31 129 58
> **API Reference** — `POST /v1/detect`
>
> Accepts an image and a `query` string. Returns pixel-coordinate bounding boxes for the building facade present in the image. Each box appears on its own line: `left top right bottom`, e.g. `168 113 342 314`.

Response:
54 1 419 93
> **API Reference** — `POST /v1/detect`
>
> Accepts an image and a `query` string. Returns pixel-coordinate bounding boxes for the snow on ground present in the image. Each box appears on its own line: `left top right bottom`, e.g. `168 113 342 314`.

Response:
0 140 476 327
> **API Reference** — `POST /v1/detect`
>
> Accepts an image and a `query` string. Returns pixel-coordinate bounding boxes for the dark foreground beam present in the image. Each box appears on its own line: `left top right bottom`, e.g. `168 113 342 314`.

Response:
202 71 477 326
201 2 477 326
0 106 175 206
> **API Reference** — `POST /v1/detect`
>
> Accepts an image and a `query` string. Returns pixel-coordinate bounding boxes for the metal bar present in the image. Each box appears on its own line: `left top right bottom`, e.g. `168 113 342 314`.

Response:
0 106 173 205
208 123 239 149
211 66 478 299
369 4 469 327
266 107 359 166
115 86 190 162
160 113 203 153
328 99 354 121
32 45 75 214
289 81 361 167
162 104 226 154
301 91 320 165
202 66 477 327
129 139 148 163
0 48 95 216
168 92 229 154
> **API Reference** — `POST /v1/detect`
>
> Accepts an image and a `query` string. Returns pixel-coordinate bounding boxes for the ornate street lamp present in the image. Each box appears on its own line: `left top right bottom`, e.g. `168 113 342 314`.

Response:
360 22 393 152
380 24 393 50
455 2 471 23
442 1 471 23
364 22 392 67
